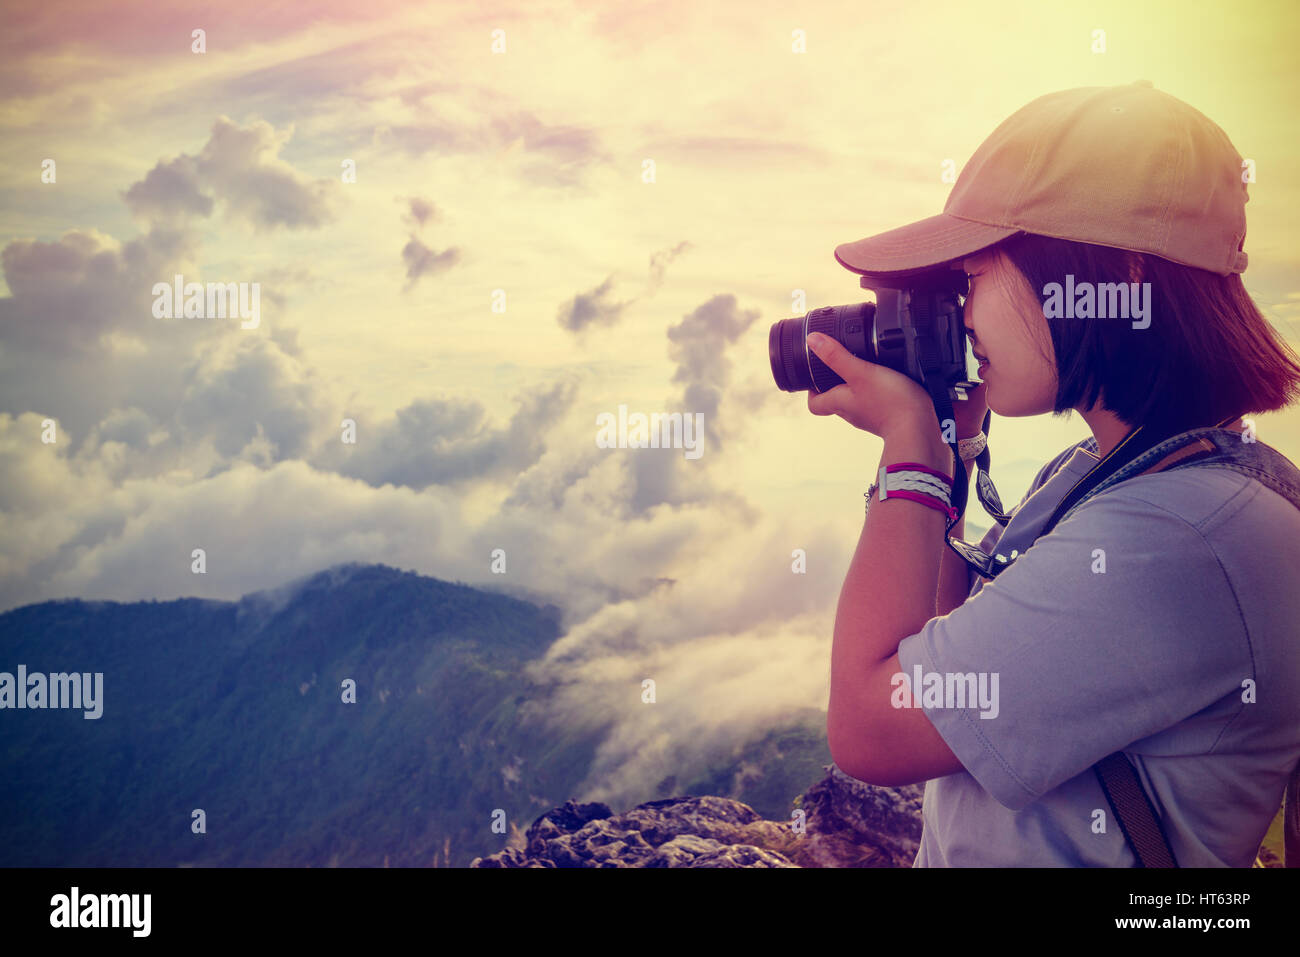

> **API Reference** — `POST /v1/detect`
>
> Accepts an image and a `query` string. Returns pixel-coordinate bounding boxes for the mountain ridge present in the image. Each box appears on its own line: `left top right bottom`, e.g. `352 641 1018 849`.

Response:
0 562 858 867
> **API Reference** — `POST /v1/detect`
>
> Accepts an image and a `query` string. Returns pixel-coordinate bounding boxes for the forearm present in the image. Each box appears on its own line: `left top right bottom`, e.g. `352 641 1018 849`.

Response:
829 420 953 704
935 455 978 617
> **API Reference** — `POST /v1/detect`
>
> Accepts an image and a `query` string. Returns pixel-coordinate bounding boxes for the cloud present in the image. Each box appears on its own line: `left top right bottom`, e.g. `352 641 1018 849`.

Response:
401 236 460 288
0 29 844 815
647 240 692 293
531 289 768 522
379 108 609 188
404 196 440 228
173 336 323 465
0 218 334 476
0 413 842 777
0 1 396 61
0 225 835 818
312 379 578 490
666 293 762 453
121 156 213 223
557 244 694 335
0 227 197 355
122 116 341 231
613 293 769 515
399 196 460 287
0 226 212 459
259 265 322 319
556 275 635 333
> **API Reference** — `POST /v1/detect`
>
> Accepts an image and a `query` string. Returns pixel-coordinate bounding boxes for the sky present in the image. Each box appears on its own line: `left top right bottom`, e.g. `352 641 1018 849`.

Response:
2 0 1298 809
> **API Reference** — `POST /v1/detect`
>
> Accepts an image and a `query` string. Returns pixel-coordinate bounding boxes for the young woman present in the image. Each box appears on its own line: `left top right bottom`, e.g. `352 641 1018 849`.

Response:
814 82 1300 866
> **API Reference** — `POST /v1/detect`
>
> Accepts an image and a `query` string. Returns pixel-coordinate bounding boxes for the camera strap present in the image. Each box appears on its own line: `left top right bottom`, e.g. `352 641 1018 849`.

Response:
969 407 1010 524
909 291 1009 531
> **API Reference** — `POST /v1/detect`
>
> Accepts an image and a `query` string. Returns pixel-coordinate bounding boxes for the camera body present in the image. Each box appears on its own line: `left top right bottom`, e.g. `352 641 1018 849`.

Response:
768 268 976 406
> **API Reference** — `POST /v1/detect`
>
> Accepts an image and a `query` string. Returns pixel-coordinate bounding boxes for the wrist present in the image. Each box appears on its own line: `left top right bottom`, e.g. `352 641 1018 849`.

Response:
955 429 986 463
882 424 954 478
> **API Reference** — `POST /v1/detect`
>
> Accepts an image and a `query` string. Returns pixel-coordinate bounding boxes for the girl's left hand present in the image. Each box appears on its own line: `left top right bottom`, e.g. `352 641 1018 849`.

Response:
805 332 937 438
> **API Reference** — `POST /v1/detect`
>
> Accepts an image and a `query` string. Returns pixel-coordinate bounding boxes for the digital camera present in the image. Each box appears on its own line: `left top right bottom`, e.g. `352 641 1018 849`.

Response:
768 268 976 405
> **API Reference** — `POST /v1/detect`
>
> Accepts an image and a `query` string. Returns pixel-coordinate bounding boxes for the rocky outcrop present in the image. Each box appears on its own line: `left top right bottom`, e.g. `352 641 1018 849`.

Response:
470 763 923 867
793 762 924 867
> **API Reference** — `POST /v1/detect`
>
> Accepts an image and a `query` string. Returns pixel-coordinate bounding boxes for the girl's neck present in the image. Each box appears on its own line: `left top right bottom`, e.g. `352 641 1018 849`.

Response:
1079 404 1244 459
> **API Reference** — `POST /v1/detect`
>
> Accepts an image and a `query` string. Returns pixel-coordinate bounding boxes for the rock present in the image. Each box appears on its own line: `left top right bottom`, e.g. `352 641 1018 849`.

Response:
792 763 923 867
469 763 922 867
647 835 797 868
524 800 614 858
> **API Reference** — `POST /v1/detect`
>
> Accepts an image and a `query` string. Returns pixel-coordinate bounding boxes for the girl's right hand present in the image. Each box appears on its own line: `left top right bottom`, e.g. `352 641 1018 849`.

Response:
952 380 989 441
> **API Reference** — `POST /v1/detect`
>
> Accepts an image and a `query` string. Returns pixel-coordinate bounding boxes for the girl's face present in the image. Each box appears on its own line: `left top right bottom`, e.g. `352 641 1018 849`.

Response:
960 248 1058 416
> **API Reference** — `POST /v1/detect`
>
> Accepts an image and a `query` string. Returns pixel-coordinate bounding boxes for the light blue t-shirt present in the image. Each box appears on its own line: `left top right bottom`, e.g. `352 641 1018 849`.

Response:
896 436 1300 866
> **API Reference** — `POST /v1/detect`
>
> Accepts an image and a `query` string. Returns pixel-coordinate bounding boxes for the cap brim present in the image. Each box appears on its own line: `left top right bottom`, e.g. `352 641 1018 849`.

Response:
834 213 1022 277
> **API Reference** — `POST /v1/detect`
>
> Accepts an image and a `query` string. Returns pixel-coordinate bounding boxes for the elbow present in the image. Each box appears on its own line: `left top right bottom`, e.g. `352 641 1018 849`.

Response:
827 662 914 786
833 755 876 786
828 718 886 786
833 753 909 788
828 716 917 788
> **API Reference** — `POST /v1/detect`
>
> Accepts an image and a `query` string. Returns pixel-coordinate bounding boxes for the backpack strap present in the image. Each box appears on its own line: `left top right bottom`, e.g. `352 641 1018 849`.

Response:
1094 752 1179 867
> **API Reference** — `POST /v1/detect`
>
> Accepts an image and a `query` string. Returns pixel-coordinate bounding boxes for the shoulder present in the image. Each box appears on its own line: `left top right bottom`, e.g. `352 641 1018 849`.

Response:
1041 435 1096 482
1018 436 1098 502
1076 464 1293 536
1044 466 1300 635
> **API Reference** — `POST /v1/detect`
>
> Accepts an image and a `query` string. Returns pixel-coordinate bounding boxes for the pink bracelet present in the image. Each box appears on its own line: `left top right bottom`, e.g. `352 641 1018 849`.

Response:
887 462 954 484
883 489 959 521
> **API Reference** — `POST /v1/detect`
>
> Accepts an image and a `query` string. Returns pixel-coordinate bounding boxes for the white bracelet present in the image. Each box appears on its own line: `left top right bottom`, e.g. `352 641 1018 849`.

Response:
876 470 952 503
865 467 954 517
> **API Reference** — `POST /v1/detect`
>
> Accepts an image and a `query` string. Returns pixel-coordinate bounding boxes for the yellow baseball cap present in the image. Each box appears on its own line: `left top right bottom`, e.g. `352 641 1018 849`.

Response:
834 81 1250 278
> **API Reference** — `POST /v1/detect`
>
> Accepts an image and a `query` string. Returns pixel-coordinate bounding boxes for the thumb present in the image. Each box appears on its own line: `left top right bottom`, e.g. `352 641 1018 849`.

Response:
807 332 855 382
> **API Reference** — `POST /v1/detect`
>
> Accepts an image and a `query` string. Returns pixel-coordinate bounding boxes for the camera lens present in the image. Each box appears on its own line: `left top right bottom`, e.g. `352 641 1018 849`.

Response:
768 301 875 393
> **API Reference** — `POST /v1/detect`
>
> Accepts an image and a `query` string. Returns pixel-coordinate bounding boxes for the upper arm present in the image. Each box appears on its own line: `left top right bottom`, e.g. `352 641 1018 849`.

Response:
843 491 1249 806
829 652 964 786
833 449 1082 781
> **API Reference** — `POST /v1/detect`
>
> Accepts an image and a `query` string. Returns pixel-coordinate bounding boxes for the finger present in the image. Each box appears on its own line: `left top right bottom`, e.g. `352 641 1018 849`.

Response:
806 333 860 382
807 383 846 417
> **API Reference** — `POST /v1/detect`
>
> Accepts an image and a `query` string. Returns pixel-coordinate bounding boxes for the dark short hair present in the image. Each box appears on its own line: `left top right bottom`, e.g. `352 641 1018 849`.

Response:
986 232 1300 434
